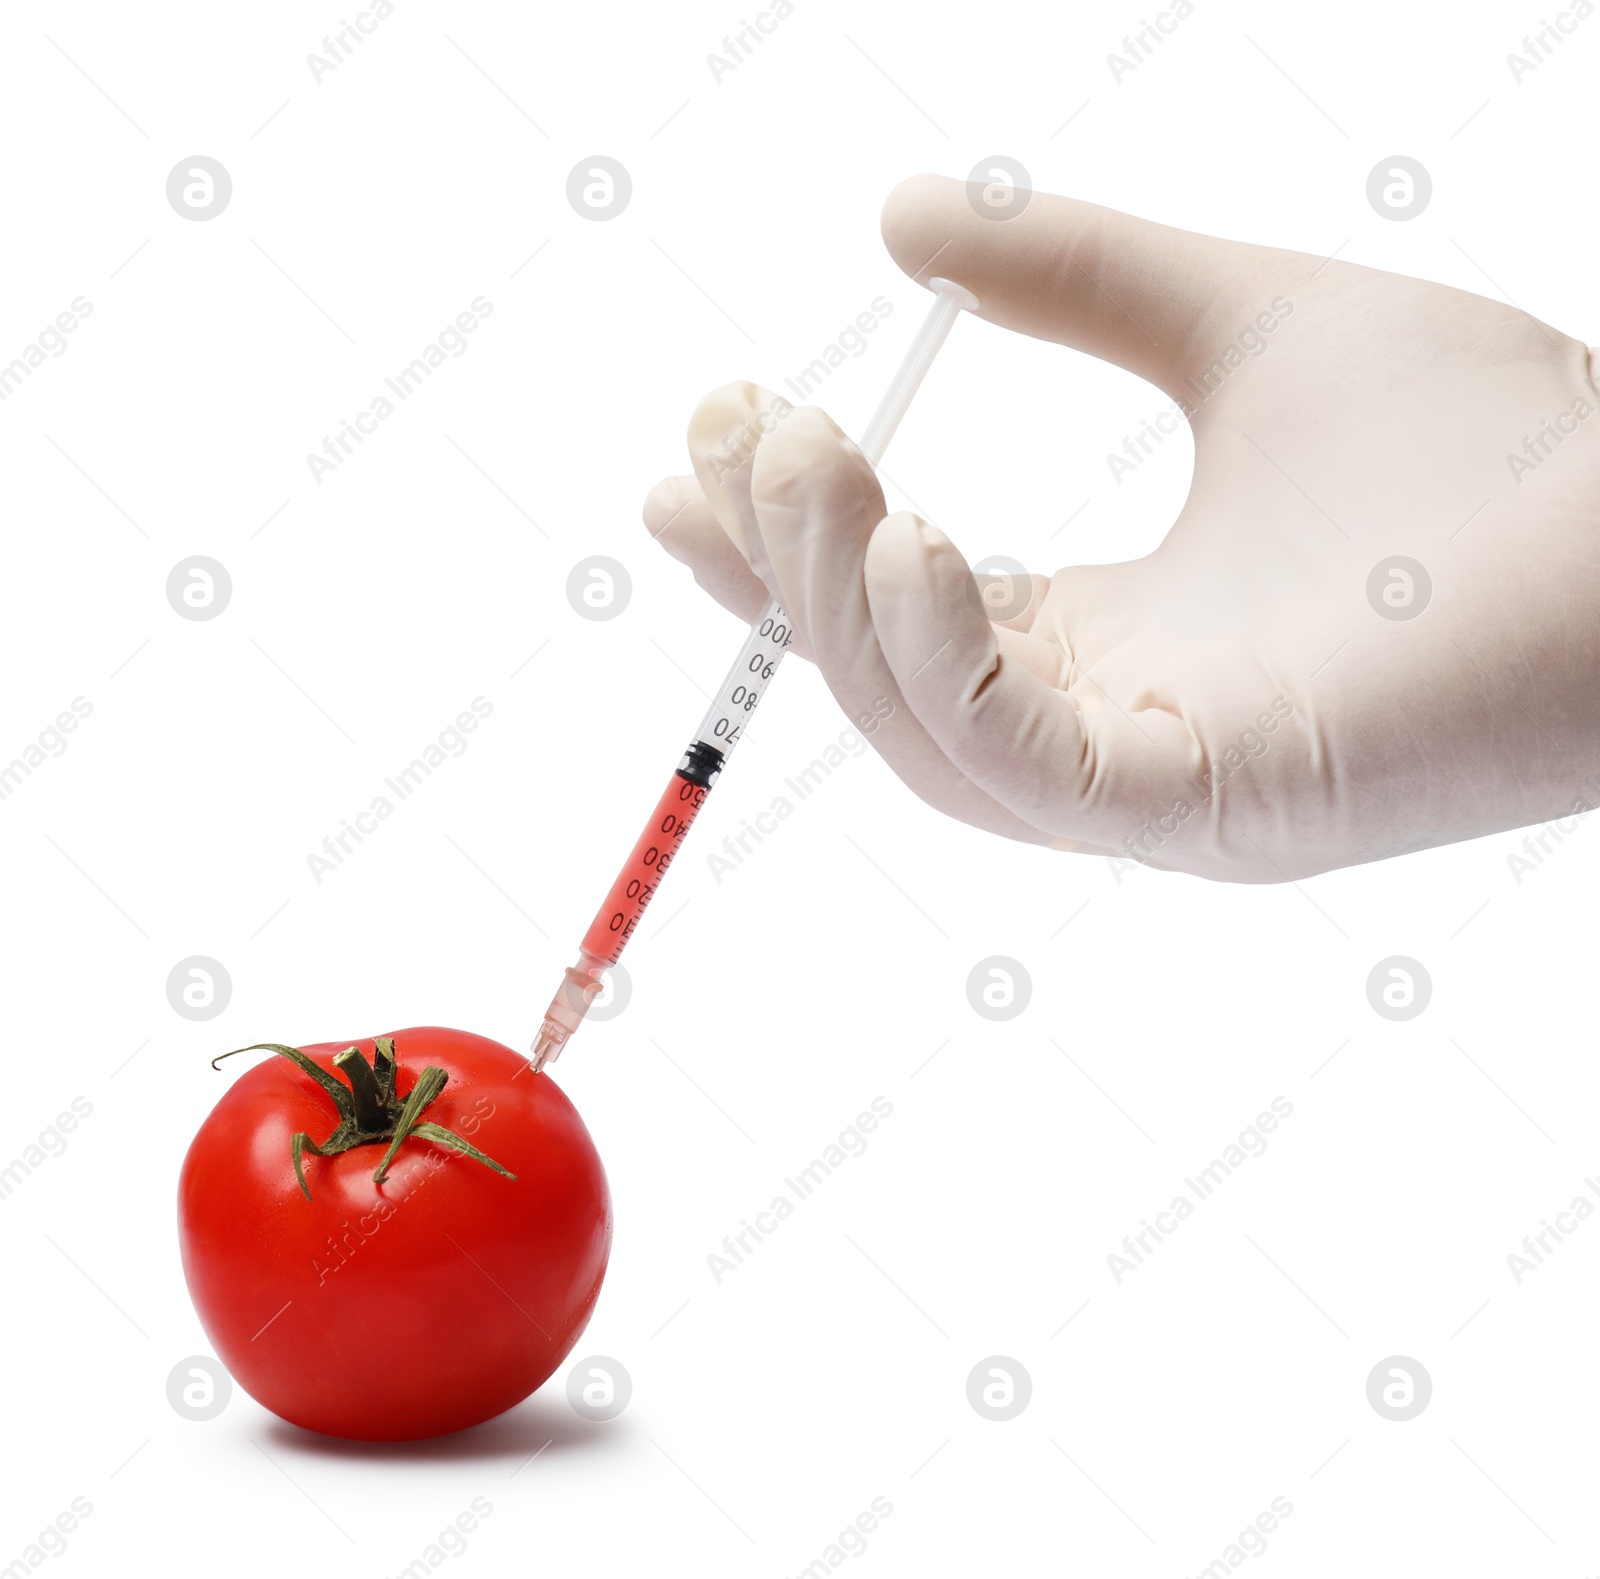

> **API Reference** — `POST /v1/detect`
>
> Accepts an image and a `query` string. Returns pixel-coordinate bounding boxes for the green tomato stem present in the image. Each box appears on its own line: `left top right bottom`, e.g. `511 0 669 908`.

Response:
333 1045 386 1131
213 1038 518 1201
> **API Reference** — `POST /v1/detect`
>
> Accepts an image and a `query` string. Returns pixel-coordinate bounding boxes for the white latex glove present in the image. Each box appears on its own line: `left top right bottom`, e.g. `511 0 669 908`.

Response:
643 174 1600 882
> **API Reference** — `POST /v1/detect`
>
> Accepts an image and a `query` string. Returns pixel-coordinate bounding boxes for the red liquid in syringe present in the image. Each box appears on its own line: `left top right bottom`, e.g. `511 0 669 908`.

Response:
580 770 709 966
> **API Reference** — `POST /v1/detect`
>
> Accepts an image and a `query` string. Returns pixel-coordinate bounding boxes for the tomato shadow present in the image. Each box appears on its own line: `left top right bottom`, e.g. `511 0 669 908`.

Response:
259 1395 635 1464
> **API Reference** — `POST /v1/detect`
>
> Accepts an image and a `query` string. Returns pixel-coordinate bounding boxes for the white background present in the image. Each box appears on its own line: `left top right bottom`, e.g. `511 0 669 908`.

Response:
2 0 1598 1575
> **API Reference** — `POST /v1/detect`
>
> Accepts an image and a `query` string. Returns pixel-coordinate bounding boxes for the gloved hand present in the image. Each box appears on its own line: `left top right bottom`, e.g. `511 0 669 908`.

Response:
642 173 1600 882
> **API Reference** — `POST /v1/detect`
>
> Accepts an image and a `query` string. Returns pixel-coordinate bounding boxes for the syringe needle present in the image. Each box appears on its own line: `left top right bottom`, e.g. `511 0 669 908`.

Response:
530 276 979 1073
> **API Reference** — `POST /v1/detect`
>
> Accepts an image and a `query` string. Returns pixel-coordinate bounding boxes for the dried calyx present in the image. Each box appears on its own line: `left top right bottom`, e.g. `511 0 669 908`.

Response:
212 1037 517 1200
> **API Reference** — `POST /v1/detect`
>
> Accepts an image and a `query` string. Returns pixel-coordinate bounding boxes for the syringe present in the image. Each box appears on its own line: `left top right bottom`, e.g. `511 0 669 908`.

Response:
530 276 979 1072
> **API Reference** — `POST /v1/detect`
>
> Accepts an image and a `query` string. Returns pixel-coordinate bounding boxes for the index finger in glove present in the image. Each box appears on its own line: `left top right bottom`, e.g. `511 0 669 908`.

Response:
748 403 1059 846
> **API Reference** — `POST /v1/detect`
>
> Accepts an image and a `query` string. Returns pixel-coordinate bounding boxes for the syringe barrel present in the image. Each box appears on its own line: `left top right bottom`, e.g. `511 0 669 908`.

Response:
692 604 794 754
536 759 716 1068
579 767 712 964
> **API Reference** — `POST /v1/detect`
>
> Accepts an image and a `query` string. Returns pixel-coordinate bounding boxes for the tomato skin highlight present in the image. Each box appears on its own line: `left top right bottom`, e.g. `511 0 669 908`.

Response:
178 1026 611 1441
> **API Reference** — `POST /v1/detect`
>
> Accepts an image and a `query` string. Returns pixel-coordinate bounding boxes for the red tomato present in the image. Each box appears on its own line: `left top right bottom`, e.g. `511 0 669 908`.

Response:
178 1026 611 1441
